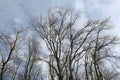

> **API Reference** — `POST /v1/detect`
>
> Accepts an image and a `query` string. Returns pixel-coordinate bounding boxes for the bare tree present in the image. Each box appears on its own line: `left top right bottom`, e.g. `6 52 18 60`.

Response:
31 7 120 80
0 29 22 80
23 36 43 80
0 7 119 80
6 55 22 80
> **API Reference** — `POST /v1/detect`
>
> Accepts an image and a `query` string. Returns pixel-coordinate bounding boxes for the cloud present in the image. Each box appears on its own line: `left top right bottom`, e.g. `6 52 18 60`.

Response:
75 0 120 36
0 0 76 29
0 0 120 37
105 0 120 35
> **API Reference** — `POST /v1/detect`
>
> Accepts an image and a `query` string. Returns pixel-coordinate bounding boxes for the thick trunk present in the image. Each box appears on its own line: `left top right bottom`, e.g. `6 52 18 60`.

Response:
0 63 5 80
59 75 63 80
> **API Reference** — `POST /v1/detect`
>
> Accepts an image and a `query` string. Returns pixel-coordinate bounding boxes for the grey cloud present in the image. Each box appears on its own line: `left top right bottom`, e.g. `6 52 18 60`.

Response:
0 0 76 29
0 0 118 32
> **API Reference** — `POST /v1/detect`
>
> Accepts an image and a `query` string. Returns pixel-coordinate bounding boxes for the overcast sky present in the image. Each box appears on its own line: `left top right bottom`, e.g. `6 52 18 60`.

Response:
0 0 120 36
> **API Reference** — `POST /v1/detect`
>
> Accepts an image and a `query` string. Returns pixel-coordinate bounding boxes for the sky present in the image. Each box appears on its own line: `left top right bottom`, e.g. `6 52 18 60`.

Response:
0 0 120 36
0 0 120 76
